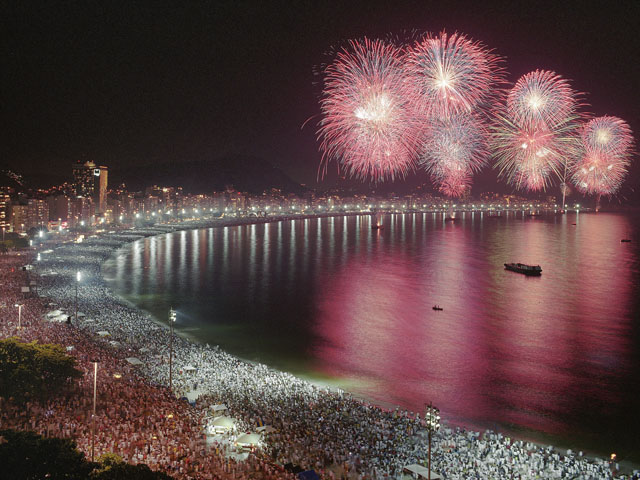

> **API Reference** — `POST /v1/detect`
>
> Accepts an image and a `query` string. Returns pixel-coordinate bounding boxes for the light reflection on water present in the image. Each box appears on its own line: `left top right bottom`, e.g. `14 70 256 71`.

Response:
103 211 640 459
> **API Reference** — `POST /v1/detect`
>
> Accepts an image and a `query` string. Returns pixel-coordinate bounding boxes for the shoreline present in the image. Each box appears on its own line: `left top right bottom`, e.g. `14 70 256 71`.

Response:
105 214 637 462
32 216 640 477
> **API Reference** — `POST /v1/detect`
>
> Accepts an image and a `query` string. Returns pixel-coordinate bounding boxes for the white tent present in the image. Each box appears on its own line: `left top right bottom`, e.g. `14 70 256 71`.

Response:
212 416 235 431
183 365 197 373
126 357 143 366
211 404 227 413
403 464 442 479
236 433 261 446
97 331 110 337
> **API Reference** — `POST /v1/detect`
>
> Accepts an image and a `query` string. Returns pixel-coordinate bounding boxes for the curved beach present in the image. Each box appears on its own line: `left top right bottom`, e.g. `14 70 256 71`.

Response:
18 218 637 478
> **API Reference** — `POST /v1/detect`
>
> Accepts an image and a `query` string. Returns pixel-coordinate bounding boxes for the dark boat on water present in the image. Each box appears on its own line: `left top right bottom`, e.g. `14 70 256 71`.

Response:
621 239 631 243
504 263 542 276
371 223 384 230
432 305 443 311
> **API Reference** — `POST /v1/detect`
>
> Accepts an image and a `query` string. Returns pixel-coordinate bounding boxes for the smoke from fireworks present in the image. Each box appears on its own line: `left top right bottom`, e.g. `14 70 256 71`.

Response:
492 70 581 191
572 116 634 195
317 38 416 181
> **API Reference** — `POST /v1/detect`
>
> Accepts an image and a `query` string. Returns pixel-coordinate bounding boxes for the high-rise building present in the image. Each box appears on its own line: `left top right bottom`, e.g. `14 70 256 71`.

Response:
27 199 49 229
69 196 92 227
72 161 96 197
72 161 108 214
9 198 48 233
95 165 108 214
11 204 28 233
0 187 11 230
47 194 70 223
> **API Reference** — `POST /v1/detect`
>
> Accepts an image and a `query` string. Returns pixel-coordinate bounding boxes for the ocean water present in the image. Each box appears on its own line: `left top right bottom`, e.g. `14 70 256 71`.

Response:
103 211 640 460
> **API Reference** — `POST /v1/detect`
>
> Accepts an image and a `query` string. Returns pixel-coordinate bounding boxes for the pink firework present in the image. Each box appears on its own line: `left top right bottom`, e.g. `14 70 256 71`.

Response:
420 112 488 196
404 31 504 117
493 69 582 191
492 115 580 191
572 116 634 195
437 167 473 197
317 38 416 181
581 115 634 157
506 70 578 127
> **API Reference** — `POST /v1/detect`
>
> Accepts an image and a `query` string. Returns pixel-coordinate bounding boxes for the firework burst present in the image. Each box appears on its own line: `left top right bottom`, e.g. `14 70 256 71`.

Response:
420 112 488 196
572 116 634 195
404 31 504 117
492 115 581 191
581 115 634 157
317 38 417 181
437 167 473 197
493 70 582 191
506 70 577 127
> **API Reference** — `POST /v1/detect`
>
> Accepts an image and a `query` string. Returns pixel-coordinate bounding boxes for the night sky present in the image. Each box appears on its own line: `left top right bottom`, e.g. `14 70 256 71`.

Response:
2 0 639 194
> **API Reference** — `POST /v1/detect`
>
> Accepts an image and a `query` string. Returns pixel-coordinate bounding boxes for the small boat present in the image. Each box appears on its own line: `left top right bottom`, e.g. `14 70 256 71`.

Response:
526 212 541 217
371 223 384 230
504 263 542 276
444 216 457 222
432 305 443 311
621 239 631 243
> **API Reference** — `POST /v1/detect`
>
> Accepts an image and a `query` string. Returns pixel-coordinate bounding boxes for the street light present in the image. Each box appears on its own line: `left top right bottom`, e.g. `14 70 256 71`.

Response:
75 271 81 324
169 307 177 393
91 360 99 462
425 402 441 480
15 303 23 332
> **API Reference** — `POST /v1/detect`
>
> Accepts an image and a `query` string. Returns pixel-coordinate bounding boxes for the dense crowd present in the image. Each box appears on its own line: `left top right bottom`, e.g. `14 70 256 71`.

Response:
1 222 638 479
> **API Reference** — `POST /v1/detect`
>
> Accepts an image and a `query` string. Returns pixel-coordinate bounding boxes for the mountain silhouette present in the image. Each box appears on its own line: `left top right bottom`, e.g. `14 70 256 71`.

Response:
110 155 306 194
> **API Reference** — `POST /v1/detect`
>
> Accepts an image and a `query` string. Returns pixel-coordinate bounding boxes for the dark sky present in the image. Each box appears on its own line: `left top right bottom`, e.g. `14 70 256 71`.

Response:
2 0 639 194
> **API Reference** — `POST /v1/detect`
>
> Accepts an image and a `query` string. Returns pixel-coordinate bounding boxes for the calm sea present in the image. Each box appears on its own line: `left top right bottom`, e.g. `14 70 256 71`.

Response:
103 211 640 460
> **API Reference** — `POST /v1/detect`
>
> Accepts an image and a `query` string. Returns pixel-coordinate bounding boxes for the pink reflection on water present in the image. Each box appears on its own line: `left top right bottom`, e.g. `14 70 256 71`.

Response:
313 213 634 441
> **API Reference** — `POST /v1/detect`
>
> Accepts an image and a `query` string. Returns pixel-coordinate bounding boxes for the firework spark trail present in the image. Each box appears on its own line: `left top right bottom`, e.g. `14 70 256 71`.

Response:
317 38 417 181
493 70 582 191
572 116 634 195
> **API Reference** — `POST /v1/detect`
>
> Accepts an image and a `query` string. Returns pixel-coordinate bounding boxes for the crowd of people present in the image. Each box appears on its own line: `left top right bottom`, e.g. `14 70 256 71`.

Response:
1 222 638 479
